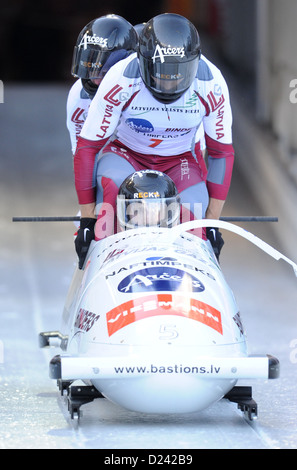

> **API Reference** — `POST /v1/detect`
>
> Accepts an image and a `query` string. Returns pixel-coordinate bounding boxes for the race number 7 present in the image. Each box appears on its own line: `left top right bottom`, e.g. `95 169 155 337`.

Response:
149 138 163 148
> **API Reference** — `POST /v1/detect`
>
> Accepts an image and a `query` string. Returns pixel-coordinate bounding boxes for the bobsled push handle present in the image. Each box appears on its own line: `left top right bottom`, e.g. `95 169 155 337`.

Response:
170 219 297 277
12 216 278 222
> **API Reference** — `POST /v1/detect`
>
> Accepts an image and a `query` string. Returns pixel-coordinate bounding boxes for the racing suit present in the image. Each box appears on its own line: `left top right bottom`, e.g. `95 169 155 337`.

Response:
74 53 234 241
66 79 92 155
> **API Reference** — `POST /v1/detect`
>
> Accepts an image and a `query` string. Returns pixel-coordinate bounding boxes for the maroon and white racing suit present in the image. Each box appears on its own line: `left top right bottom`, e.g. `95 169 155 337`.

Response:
74 53 234 240
66 78 92 155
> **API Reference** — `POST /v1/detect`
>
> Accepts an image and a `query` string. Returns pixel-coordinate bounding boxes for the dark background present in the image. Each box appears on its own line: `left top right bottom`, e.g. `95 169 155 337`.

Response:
1 0 198 82
1 0 230 83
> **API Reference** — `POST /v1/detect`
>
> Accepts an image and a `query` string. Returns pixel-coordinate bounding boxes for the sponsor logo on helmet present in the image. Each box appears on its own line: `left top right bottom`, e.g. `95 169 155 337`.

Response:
152 44 185 63
80 60 101 69
155 73 183 80
79 33 108 50
133 191 160 199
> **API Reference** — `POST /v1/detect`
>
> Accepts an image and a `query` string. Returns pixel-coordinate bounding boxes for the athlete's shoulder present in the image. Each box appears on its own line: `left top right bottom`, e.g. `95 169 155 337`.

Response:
67 79 90 104
196 55 225 82
123 53 141 79
105 52 140 81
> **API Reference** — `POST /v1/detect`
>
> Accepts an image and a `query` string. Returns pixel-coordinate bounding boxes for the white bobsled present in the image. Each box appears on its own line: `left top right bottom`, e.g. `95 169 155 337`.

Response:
40 219 297 420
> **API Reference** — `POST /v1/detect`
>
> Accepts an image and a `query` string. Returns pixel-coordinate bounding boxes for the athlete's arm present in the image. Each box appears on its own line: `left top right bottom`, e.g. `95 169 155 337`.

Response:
205 197 225 220
202 68 235 218
73 56 135 215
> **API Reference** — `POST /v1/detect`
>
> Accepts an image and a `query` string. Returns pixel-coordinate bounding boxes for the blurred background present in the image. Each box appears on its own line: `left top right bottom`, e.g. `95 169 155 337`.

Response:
1 0 297 257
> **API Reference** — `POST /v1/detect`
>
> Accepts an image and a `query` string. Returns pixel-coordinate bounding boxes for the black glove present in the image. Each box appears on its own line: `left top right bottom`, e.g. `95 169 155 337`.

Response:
206 227 224 261
75 218 96 269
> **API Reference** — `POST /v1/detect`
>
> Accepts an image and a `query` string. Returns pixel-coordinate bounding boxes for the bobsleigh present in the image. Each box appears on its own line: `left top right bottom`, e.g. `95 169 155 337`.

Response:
40 219 297 421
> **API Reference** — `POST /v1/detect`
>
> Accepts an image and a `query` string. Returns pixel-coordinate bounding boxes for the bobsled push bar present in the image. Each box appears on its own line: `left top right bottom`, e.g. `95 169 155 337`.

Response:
12 215 296 274
12 216 278 222
169 219 297 277
12 215 296 275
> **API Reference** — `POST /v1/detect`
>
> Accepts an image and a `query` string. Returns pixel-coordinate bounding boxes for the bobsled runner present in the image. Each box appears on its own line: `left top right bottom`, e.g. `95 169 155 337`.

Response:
38 218 297 421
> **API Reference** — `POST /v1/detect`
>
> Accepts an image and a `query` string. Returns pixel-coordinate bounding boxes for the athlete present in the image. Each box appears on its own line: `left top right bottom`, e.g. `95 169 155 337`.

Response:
74 13 233 268
117 170 181 230
66 14 138 154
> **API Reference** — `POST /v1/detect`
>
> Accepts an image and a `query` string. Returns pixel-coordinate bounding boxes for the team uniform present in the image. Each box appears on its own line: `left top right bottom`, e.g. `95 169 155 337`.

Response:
74 51 234 240
66 79 92 154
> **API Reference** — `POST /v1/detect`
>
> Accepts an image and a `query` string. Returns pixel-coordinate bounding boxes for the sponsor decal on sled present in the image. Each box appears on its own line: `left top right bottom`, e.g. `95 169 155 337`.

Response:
117 267 205 294
74 308 100 332
106 293 222 336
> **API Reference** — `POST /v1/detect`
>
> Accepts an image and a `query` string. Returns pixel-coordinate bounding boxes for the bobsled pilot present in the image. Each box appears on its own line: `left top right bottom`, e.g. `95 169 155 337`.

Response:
117 170 181 231
66 14 138 154
73 13 233 268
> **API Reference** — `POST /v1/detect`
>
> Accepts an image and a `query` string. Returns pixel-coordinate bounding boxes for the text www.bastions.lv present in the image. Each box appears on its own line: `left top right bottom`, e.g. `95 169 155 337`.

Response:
113 364 221 374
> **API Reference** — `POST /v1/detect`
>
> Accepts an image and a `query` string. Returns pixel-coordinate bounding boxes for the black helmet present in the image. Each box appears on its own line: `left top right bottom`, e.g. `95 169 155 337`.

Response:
117 170 180 230
72 14 138 82
138 13 201 103
133 22 147 38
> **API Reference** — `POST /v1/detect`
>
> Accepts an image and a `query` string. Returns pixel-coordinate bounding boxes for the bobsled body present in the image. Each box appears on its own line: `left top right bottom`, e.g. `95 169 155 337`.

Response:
59 227 249 414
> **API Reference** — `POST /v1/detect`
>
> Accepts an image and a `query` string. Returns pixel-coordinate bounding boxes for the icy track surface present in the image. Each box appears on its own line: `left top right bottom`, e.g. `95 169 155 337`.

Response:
1 86 297 449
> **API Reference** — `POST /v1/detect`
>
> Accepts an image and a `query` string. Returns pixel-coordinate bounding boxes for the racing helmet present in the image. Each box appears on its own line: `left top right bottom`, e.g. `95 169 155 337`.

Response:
133 22 147 38
72 15 138 95
117 170 180 230
138 13 201 103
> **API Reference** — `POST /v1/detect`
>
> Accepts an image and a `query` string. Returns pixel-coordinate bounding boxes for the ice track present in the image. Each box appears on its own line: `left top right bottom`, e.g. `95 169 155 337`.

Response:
0 85 297 449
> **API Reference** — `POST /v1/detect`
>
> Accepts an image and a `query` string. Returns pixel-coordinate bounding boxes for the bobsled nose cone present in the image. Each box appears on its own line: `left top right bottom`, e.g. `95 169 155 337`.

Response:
92 375 236 414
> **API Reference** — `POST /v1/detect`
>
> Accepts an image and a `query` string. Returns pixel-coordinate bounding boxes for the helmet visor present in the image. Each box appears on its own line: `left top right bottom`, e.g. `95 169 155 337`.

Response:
139 54 199 100
117 196 180 230
72 47 129 79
